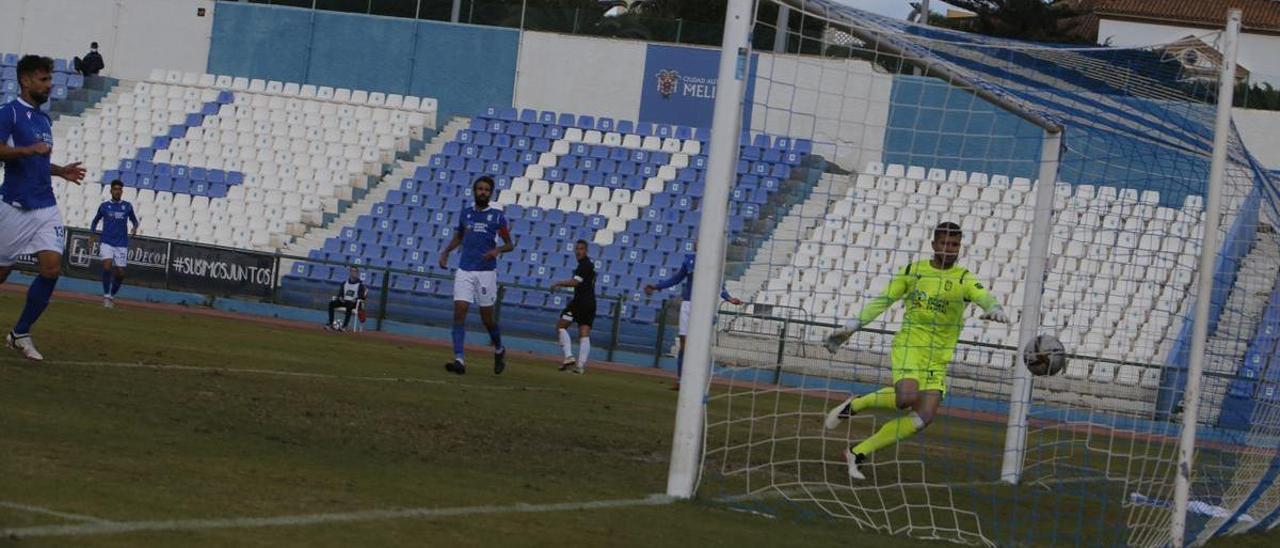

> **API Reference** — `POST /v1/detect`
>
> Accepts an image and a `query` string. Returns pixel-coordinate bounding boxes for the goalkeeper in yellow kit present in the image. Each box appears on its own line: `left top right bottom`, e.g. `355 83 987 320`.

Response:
823 222 1009 480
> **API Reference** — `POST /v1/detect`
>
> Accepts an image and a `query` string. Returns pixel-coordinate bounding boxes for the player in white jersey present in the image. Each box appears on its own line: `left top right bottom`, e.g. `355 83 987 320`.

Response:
0 55 87 361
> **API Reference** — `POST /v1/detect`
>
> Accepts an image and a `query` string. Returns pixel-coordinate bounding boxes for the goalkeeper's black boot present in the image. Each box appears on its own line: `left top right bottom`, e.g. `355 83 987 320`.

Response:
494 349 506 375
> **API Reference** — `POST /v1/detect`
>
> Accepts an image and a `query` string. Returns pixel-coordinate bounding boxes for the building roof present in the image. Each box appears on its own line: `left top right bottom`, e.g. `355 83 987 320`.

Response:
1087 0 1280 33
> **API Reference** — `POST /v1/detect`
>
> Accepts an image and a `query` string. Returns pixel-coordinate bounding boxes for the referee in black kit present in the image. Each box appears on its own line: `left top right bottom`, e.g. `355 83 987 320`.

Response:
550 239 596 375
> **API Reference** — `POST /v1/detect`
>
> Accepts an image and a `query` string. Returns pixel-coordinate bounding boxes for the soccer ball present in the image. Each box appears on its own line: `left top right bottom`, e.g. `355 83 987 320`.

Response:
1023 334 1067 376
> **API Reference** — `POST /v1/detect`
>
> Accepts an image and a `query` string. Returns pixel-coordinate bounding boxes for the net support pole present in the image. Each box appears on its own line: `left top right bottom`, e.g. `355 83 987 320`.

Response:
1172 9 1241 547
999 129 1061 484
666 0 752 500
772 5 789 53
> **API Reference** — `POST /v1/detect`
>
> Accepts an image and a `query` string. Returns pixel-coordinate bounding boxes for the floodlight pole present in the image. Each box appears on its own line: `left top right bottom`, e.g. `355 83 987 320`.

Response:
666 0 752 499
999 129 1061 485
1172 9 1241 548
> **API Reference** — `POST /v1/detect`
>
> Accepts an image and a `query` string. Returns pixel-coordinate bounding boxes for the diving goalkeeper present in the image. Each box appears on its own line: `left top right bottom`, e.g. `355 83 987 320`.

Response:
823 221 1009 480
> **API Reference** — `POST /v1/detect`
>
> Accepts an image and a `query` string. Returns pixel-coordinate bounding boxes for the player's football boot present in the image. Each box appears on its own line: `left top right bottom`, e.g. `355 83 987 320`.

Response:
824 396 857 430
6 332 43 362
845 449 866 480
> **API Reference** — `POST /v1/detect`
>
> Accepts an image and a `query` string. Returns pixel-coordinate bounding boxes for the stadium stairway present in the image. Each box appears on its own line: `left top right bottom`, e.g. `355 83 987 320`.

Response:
1201 226 1280 425
280 116 464 266
48 81 138 182
727 171 851 305
49 75 120 120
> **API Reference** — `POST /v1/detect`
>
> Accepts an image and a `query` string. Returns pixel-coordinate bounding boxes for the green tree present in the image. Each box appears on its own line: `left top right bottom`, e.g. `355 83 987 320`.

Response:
1235 82 1280 111
935 0 1093 44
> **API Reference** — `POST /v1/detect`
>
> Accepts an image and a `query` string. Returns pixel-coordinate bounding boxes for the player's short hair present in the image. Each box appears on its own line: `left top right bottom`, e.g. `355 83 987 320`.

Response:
933 221 963 241
109 179 124 188
16 55 54 79
473 175 495 191
575 239 588 247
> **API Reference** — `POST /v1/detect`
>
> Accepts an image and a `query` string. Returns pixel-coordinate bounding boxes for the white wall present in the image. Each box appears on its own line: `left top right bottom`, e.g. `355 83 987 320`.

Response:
514 32 645 122
1234 107 1280 170
750 53 893 172
513 32 892 171
0 0 214 81
1098 19 1280 86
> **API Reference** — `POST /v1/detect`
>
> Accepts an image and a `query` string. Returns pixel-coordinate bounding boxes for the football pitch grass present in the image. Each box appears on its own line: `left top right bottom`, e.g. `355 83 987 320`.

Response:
0 291 1275 547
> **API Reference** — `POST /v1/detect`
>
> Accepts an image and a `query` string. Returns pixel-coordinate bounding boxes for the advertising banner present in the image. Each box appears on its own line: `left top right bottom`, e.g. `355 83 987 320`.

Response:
638 43 756 129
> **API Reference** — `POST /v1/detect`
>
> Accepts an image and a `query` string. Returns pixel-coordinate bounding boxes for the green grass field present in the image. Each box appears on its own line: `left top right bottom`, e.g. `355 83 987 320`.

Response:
0 291 1276 546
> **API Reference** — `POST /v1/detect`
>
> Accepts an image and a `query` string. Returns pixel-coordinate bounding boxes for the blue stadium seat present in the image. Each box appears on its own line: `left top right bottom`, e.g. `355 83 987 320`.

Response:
632 306 655 322
576 114 594 128
502 288 525 307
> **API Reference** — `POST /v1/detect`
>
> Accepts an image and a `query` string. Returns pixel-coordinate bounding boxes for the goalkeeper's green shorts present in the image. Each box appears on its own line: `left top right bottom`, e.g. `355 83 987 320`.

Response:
891 345 952 394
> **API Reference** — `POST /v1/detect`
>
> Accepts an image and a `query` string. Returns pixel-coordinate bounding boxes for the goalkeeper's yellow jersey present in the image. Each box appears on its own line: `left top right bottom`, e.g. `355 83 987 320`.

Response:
857 259 1000 356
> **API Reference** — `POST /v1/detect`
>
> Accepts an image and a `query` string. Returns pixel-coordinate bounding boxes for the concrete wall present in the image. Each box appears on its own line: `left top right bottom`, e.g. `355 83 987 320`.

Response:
1234 107 1280 170
750 54 892 172
1098 19 1280 86
207 2 518 118
513 32 645 122
0 0 215 81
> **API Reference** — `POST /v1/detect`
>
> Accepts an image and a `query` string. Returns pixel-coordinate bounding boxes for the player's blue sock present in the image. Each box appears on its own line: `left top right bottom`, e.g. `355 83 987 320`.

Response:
101 269 111 295
14 275 58 335
487 325 504 353
110 275 123 296
676 352 684 377
451 324 466 361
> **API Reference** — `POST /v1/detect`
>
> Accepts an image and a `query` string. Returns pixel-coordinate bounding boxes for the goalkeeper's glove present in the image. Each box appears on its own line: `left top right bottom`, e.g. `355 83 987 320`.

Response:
824 320 863 354
980 306 1010 323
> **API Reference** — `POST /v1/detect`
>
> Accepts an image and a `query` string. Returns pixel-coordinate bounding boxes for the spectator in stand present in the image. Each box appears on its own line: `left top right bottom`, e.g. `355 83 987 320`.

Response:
78 42 104 77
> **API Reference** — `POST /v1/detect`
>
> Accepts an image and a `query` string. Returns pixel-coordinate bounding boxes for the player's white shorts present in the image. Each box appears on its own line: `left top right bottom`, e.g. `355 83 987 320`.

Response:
100 243 128 268
0 202 64 267
454 269 498 307
679 300 691 336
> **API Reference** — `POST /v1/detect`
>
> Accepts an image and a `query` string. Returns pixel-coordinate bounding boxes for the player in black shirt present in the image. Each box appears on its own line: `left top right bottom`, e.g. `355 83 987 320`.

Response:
550 239 596 375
